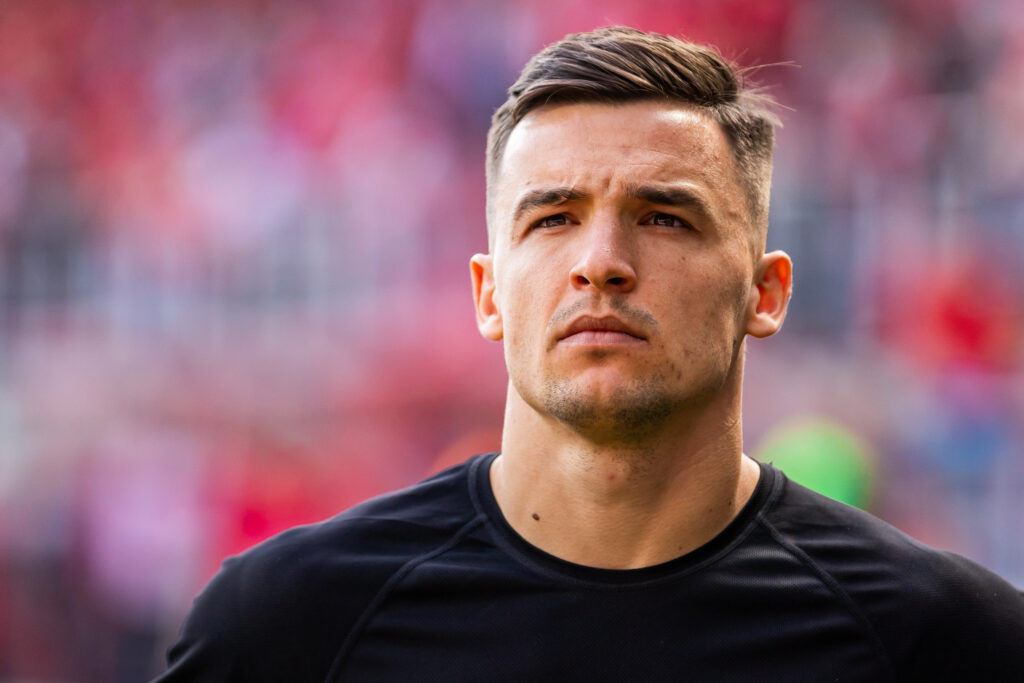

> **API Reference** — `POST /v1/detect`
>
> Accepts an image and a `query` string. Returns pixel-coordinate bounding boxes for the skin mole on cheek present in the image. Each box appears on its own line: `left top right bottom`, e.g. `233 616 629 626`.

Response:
532 513 540 521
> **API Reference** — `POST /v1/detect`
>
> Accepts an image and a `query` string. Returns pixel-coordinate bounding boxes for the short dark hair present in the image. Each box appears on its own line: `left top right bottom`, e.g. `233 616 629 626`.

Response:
486 26 779 246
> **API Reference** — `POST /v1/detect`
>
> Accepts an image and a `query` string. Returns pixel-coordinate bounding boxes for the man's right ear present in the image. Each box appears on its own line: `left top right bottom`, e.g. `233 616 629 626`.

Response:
471 254 503 341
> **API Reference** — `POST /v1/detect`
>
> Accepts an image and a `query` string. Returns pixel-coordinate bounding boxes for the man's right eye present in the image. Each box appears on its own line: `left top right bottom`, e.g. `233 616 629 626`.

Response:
534 214 569 229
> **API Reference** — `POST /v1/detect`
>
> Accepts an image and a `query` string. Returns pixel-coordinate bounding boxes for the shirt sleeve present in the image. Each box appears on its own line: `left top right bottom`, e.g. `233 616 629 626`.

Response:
899 552 1024 681
150 517 405 683
152 556 256 682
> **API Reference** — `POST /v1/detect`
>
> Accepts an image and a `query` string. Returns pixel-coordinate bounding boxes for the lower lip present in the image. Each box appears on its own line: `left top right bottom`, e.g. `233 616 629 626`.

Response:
560 330 645 346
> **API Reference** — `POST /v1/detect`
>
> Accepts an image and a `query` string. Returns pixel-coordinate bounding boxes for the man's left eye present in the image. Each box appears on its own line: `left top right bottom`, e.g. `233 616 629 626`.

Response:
646 213 691 229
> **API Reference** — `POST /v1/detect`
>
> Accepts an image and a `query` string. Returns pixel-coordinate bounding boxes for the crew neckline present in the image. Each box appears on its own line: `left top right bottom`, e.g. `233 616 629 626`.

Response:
468 452 780 587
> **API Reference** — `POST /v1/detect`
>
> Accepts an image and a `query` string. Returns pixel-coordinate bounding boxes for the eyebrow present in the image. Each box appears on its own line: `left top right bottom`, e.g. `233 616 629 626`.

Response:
624 183 714 223
510 183 716 225
512 187 589 223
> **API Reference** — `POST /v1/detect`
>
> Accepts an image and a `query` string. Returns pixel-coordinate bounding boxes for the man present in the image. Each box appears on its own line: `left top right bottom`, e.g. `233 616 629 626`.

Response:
157 27 1024 682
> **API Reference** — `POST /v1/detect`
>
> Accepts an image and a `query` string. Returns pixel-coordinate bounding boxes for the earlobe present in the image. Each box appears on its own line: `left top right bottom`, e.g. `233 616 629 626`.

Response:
746 250 793 339
470 254 503 341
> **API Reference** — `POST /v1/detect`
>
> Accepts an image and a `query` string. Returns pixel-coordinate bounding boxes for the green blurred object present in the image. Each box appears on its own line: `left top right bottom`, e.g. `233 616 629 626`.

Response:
756 419 874 509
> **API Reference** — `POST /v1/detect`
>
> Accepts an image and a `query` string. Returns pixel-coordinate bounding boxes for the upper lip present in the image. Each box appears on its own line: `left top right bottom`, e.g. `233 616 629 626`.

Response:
559 315 646 341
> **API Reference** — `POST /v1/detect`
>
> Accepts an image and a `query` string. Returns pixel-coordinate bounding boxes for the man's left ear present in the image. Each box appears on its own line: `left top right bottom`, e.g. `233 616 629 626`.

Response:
746 250 793 338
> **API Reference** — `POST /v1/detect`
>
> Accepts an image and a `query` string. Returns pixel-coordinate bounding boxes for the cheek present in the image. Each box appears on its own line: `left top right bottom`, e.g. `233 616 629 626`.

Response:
497 276 544 353
696 252 750 314
497 250 564 338
667 261 749 354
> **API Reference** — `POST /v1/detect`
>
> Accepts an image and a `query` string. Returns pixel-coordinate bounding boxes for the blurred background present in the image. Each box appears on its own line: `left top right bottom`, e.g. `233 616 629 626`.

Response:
0 0 1022 680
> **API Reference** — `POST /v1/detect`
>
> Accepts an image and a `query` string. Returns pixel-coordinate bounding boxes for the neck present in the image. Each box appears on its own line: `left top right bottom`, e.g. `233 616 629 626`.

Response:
491 377 759 570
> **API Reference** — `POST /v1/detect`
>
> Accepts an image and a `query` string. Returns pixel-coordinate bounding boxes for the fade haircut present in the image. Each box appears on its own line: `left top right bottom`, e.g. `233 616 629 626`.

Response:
485 26 780 248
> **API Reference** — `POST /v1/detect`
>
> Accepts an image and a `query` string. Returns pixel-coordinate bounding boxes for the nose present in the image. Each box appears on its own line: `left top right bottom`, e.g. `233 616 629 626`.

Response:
570 218 637 293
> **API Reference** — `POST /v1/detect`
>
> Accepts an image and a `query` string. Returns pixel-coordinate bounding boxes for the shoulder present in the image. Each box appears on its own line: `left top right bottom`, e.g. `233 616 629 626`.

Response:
156 456 486 682
219 455 479 609
761 470 1024 679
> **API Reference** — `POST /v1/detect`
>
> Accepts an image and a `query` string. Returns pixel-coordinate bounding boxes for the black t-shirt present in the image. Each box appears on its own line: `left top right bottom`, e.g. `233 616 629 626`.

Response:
156 454 1024 682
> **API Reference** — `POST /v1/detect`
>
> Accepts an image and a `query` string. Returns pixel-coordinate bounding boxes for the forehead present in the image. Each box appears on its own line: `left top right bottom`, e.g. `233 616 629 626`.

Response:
494 101 744 235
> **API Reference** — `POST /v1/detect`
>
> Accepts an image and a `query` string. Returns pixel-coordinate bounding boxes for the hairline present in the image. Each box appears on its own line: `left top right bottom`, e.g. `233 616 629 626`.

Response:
486 97 769 254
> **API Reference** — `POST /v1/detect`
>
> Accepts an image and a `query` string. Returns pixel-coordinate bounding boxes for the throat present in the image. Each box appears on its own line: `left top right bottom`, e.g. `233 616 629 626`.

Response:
489 447 759 570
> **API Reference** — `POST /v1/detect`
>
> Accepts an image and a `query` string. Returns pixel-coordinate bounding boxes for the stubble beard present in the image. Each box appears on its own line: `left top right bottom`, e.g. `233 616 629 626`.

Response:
513 295 743 447
522 344 740 449
529 297 682 444
539 369 678 446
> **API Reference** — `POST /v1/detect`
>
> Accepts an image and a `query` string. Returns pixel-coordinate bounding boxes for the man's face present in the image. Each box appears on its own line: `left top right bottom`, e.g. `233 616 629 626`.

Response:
475 101 775 442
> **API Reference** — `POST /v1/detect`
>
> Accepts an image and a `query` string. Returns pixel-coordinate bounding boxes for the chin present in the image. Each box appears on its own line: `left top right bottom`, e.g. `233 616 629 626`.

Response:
540 374 677 442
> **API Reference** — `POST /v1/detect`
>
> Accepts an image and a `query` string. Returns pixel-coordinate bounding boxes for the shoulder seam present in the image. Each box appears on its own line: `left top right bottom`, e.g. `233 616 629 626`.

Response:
757 514 898 681
324 514 487 682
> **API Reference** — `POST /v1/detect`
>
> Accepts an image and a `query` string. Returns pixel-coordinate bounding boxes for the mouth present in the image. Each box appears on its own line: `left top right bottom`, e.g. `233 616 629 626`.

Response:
558 315 647 346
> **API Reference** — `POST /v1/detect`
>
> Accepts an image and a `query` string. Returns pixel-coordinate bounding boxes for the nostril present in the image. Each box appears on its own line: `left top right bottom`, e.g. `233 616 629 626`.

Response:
607 277 626 286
